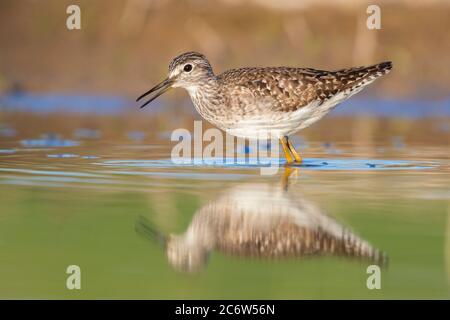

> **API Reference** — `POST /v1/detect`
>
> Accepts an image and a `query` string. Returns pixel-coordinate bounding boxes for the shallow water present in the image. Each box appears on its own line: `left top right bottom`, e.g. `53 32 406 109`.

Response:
0 114 449 299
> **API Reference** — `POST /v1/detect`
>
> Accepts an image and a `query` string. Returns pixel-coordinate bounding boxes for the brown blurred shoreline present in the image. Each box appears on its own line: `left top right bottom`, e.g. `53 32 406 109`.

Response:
0 0 449 98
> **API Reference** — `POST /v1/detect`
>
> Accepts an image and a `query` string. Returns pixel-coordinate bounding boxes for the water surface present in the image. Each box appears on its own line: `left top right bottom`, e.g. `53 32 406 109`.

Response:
0 113 449 299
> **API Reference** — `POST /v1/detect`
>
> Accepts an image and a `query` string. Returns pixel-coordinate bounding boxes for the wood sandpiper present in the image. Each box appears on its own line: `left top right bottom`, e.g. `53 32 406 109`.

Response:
137 52 392 164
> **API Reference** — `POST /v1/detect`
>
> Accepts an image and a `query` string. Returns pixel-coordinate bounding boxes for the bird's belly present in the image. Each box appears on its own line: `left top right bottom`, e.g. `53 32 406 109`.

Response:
199 88 358 139
221 100 337 139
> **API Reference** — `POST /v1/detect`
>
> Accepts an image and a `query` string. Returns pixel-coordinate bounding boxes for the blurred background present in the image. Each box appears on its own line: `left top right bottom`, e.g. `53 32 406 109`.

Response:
0 0 449 299
0 0 449 144
0 0 450 95
0 0 450 142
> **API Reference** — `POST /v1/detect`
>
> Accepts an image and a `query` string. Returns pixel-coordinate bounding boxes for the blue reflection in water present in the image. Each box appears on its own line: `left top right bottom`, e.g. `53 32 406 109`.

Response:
0 149 16 154
46 154 98 159
98 158 437 171
1 92 449 118
0 93 129 114
47 154 79 158
335 97 450 117
21 133 80 148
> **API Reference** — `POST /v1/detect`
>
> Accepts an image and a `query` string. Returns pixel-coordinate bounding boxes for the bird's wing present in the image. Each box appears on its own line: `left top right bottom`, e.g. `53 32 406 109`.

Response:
218 62 392 112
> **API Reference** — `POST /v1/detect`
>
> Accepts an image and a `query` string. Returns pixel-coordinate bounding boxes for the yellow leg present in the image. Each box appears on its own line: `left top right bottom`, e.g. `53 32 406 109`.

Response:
286 137 302 163
280 137 294 164
281 167 298 191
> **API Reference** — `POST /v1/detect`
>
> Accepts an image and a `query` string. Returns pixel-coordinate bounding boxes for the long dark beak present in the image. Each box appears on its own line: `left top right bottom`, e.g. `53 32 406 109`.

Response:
136 77 173 109
135 215 166 247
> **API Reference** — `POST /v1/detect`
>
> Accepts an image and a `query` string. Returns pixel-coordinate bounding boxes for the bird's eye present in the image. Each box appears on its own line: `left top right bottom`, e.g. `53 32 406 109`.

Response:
183 64 193 72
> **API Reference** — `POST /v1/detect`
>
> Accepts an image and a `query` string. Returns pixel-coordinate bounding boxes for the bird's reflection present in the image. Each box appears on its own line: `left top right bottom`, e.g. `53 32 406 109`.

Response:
136 168 387 273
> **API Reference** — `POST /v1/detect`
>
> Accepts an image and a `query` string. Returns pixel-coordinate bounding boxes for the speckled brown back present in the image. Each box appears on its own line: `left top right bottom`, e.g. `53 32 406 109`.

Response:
217 62 392 112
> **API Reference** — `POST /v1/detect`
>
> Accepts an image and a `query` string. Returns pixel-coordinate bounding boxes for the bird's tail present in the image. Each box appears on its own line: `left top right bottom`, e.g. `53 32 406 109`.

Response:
363 61 393 78
341 227 389 267
331 61 392 92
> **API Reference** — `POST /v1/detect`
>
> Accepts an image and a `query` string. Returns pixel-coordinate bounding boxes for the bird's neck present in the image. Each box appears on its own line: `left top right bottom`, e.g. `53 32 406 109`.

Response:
185 77 223 121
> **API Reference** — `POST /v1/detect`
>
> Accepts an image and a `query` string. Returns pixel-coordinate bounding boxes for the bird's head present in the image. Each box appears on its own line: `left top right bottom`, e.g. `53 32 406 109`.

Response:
137 51 214 108
165 234 210 274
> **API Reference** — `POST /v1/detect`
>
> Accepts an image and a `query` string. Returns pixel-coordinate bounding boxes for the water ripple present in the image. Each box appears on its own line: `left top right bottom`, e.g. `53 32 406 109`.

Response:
97 158 439 171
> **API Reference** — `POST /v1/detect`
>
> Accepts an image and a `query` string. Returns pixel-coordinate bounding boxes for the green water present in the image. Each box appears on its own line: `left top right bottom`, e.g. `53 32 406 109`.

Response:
0 140 449 299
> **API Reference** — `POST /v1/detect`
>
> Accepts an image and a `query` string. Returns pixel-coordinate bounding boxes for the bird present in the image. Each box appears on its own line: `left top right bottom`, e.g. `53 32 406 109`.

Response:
137 52 392 164
136 168 387 273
